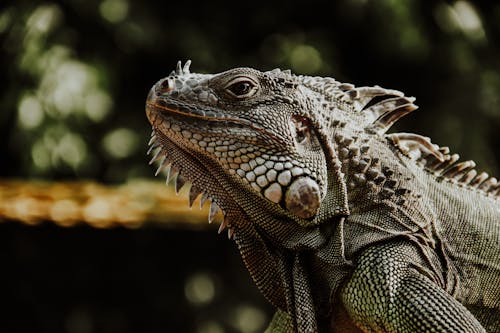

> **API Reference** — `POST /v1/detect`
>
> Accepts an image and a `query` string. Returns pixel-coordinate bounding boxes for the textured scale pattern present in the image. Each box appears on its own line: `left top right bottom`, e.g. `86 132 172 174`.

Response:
145 61 500 332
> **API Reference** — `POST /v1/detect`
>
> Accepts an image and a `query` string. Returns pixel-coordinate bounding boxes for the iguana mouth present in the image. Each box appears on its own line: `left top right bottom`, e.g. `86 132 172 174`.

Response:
146 99 247 124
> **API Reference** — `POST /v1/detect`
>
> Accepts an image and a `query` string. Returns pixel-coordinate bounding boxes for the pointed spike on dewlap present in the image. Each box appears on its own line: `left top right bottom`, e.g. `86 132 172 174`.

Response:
209 201 220 224
167 166 179 185
164 164 172 184
148 135 156 146
188 186 201 208
149 148 163 165
176 60 182 75
183 60 191 74
154 158 169 176
146 142 160 155
147 143 159 155
218 218 228 234
199 192 209 209
227 227 235 239
175 174 186 194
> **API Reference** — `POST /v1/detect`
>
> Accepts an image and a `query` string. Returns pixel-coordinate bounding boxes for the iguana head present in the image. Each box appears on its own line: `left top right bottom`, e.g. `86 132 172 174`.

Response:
146 61 348 242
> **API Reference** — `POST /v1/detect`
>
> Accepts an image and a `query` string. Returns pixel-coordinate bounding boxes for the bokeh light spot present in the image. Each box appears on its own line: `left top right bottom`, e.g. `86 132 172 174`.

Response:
32 139 51 170
289 45 322 74
102 128 140 159
453 1 485 41
57 133 88 169
434 1 485 42
26 4 61 36
85 90 112 122
230 304 266 333
53 61 94 116
18 94 44 129
184 273 216 305
99 0 129 24
50 199 81 227
83 197 113 228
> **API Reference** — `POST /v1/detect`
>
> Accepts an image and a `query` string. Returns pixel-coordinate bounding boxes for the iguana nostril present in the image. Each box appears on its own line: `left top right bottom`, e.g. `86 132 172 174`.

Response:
158 78 174 94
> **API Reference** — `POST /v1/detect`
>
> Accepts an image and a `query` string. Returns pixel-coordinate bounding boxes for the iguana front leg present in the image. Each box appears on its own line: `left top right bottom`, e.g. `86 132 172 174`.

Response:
341 240 486 333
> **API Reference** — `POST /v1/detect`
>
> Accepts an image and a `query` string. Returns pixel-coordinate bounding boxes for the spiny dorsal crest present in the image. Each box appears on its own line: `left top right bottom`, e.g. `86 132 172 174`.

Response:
349 86 417 134
389 133 499 197
296 75 418 135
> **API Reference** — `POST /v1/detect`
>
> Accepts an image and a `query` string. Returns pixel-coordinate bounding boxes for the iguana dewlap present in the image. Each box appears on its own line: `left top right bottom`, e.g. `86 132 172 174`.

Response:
145 61 500 333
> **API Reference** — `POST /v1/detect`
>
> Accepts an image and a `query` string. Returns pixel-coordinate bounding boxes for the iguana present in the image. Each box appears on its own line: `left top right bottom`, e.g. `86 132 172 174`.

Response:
145 61 500 332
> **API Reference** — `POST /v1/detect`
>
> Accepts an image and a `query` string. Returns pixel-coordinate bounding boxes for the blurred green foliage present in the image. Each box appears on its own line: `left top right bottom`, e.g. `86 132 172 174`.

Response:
1 0 499 181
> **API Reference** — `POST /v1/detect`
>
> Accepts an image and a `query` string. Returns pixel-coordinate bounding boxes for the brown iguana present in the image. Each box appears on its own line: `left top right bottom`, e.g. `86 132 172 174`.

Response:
145 61 500 332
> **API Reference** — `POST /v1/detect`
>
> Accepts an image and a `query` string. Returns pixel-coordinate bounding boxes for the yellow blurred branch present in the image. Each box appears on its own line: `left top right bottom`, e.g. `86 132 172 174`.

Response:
0 179 217 229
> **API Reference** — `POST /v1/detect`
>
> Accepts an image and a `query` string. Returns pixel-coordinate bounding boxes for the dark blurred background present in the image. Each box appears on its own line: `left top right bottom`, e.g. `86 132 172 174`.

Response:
1 1 499 332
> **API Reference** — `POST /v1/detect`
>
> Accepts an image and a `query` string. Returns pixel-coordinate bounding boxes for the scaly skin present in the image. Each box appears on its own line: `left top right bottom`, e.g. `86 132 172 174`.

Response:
145 61 500 332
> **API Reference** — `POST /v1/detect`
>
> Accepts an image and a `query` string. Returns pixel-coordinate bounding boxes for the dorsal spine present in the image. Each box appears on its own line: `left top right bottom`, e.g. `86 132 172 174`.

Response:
388 133 499 197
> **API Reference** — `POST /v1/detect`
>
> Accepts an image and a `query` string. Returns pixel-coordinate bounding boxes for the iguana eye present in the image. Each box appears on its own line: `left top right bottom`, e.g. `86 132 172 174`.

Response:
225 77 258 98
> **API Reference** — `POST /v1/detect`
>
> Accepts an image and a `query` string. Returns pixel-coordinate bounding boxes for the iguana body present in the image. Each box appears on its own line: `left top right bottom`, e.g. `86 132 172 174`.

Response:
145 61 500 332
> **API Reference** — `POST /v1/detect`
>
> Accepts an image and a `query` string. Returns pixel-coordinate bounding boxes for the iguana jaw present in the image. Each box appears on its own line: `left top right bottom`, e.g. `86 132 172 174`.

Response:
146 97 325 238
